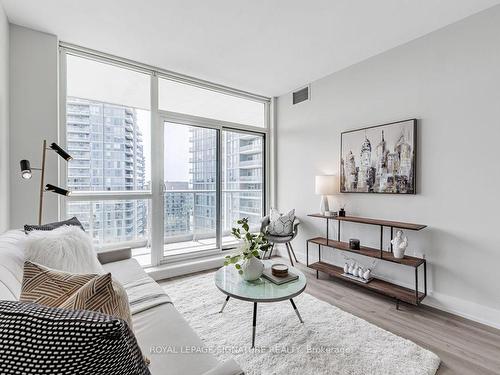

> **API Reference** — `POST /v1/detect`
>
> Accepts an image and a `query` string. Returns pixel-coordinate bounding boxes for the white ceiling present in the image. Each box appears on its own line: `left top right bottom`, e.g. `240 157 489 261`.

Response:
2 0 500 96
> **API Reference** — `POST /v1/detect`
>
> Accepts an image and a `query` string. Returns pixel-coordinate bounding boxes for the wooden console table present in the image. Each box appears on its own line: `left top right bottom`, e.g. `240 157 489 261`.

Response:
306 214 427 309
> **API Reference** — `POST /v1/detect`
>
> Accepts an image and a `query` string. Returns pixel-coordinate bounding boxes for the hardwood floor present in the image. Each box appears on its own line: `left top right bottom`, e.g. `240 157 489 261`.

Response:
162 257 500 375
290 257 500 375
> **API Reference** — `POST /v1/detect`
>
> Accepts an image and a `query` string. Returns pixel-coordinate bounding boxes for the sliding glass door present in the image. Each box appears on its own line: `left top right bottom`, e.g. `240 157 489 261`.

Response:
163 122 219 256
161 120 265 259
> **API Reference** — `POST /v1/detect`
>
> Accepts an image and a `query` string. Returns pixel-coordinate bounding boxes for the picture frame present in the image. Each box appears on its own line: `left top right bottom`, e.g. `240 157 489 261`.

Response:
340 119 417 194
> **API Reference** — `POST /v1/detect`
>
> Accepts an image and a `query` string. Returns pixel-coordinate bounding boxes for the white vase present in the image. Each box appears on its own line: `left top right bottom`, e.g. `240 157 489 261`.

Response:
241 256 264 281
393 247 406 259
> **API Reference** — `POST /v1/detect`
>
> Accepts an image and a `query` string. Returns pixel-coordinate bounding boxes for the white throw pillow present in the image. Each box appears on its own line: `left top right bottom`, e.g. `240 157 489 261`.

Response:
24 226 105 274
267 208 295 236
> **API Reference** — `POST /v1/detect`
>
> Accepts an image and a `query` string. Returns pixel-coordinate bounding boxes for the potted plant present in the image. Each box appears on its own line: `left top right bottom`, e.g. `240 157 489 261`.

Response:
223 218 270 281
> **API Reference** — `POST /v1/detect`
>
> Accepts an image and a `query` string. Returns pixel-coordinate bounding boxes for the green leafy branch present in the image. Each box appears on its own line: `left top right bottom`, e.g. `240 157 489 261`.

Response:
224 218 270 274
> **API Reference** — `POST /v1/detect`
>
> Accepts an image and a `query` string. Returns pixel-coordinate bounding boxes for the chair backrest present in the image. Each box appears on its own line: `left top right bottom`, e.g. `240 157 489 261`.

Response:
260 214 300 241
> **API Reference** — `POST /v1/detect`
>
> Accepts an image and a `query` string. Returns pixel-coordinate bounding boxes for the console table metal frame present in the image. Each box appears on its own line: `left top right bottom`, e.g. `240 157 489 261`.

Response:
306 214 427 309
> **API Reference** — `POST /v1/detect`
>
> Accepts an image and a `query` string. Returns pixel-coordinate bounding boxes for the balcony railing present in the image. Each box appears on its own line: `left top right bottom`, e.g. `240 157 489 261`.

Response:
238 159 262 168
162 189 263 252
238 144 261 153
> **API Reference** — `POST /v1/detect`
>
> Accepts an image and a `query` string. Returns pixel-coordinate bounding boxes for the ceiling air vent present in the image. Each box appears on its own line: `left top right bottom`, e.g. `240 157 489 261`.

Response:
292 86 310 105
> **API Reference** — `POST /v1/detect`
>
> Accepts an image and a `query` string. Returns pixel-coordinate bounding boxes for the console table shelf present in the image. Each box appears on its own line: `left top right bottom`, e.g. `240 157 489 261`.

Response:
308 214 427 231
307 237 425 267
308 261 426 305
306 214 428 308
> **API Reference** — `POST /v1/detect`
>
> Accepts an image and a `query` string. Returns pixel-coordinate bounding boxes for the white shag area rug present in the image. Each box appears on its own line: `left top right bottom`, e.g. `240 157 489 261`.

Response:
164 273 440 375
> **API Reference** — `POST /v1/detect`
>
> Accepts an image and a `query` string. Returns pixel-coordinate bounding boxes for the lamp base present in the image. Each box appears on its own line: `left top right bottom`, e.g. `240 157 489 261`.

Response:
320 195 329 216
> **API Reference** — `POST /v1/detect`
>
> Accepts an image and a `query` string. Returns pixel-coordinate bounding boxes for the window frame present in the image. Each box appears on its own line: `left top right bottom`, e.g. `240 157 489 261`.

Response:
59 44 271 267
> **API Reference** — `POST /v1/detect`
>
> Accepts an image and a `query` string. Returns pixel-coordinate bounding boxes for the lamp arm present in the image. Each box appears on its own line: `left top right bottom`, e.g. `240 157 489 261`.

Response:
38 140 47 225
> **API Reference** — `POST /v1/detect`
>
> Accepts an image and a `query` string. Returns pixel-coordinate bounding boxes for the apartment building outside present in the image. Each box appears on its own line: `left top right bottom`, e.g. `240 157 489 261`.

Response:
66 97 264 247
66 97 147 244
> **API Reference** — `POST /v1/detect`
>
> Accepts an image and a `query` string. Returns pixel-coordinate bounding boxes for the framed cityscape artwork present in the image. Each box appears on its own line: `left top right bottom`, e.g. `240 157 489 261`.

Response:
340 119 417 194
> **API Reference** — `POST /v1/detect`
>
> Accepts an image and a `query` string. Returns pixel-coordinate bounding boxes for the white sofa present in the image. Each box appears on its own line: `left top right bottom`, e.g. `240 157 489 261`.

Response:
0 230 243 375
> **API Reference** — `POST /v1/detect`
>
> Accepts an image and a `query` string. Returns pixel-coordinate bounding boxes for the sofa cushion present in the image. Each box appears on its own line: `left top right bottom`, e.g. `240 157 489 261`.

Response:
0 300 150 375
60 272 133 329
24 216 84 233
24 226 105 274
102 258 153 286
19 261 97 306
134 302 220 375
102 258 222 374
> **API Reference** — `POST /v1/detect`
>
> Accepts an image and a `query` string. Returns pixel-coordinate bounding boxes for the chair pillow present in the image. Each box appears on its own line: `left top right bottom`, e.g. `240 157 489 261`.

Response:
20 261 97 307
0 300 150 375
60 272 133 329
24 225 105 274
24 216 84 233
267 208 295 236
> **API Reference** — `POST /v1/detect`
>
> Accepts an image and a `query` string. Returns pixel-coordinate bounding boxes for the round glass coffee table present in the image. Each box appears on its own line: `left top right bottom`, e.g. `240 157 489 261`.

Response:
215 260 307 348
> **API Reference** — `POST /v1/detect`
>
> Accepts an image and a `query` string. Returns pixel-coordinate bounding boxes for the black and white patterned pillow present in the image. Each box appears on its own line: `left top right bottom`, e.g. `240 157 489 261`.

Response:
24 216 85 234
267 208 295 236
0 300 150 375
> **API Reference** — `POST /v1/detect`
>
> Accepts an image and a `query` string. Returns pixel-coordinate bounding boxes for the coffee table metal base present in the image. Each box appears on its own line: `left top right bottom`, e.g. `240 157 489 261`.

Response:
219 297 304 348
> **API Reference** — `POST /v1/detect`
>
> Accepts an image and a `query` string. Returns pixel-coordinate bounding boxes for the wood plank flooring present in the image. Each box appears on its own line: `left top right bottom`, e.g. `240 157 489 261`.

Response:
160 257 500 375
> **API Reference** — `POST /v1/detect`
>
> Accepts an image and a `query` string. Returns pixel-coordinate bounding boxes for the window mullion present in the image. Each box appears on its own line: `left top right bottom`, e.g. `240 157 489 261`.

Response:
150 74 163 266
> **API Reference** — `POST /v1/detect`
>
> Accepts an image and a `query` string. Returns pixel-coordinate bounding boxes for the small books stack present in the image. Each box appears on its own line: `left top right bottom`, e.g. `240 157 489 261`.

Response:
262 268 299 285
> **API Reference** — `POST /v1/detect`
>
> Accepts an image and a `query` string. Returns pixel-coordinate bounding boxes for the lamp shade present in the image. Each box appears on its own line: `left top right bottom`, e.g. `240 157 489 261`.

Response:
45 184 71 196
20 160 32 179
315 175 338 195
50 142 72 161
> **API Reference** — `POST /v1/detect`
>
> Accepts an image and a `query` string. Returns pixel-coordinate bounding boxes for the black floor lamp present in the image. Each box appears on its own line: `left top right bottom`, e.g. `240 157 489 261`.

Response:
20 140 73 225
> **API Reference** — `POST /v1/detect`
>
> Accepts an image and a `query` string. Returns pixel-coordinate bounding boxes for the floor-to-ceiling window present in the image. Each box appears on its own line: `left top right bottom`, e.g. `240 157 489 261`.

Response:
63 54 152 260
61 45 270 266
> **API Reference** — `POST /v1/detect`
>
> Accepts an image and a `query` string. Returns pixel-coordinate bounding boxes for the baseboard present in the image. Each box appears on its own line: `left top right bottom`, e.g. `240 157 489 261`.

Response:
276 247 500 330
422 292 500 330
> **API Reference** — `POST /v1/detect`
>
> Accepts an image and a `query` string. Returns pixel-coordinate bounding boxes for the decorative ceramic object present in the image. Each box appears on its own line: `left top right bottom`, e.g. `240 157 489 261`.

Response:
241 256 265 281
391 230 408 259
363 269 371 280
343 263 349 273
357 267 364 278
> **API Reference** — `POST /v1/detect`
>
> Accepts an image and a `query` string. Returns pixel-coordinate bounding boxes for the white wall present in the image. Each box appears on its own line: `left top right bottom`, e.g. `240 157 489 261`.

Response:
9 25 59 228
0 3 9 232
276 5 500 328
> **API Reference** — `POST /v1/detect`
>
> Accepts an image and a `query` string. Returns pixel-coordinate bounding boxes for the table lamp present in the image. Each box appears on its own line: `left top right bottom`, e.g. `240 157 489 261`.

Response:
315 175 338 216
